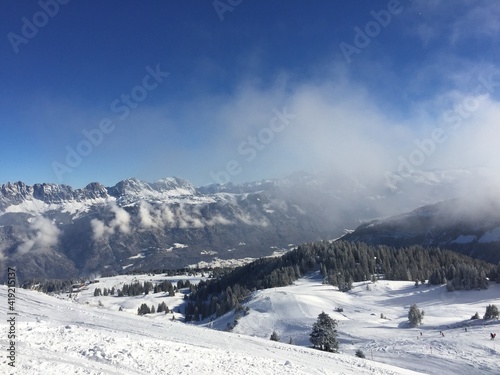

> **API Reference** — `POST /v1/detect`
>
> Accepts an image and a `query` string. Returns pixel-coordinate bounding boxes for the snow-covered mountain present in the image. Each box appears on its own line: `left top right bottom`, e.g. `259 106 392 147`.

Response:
0 181 109 213
343 193 500 263
1 169 496 282
0 174 350 281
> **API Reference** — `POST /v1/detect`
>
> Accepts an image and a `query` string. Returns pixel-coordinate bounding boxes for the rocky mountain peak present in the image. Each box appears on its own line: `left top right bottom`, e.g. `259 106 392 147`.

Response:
107 177 198 205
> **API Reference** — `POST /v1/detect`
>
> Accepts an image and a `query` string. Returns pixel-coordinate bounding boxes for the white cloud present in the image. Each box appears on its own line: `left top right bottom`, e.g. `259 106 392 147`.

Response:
206 214 233 226
17 216 61 254
176 204 204 229
91 203 131 240
138 201 161 229
110 204 130 234
138 200 233 230
90 218 111 240
160 205 176 226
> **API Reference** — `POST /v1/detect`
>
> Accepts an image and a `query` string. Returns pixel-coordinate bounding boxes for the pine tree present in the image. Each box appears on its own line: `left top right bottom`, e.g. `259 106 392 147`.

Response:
355 349 366 358
408 303 423 327
158 301 168 313
309 312 339 352
484 304 499 320
137 303 151 315
270 330 280 342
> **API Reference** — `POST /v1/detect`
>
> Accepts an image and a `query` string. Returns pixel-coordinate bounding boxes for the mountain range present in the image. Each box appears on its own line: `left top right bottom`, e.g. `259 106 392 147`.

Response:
0 174 341 281
1 168 498 281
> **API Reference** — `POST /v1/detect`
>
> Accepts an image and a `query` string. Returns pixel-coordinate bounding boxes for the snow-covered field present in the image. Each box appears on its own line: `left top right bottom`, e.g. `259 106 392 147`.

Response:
216 273 500 375
0 279 422 375
73 273 206 316
1 272 500 374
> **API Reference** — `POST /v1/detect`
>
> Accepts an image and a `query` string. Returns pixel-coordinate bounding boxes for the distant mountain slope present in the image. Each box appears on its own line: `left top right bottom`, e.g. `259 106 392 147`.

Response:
343 194 500 263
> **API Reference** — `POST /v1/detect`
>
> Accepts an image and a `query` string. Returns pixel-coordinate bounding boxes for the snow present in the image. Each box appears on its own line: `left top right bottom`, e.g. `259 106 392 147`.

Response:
478 227 500 243
164 243 189 252
189 249 290 269
4 200 59 215
190 257 257 269
0 280 423 375
212 273 500 375
4 272 500 374
127 253 146 259
451 228 500 244
200 250 218 255
173 243 188 249
114 178 215 206
4 197 110 217
452 235 477 244
75 274 205 315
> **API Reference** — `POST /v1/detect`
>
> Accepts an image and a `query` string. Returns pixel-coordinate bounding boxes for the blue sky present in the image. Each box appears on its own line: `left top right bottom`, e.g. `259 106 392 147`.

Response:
1 0 500 188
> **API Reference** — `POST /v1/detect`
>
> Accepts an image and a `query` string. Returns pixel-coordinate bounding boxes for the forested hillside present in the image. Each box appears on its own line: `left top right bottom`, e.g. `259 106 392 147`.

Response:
185 241 497 321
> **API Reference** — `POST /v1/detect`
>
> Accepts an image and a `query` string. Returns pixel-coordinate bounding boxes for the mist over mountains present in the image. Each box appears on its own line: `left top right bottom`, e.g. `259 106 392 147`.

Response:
1 168 498 282
344 191 500 264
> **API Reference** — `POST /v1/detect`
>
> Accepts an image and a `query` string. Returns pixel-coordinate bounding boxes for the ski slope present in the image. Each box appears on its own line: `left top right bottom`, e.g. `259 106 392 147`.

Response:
0 282 422 375
213 273 500 375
